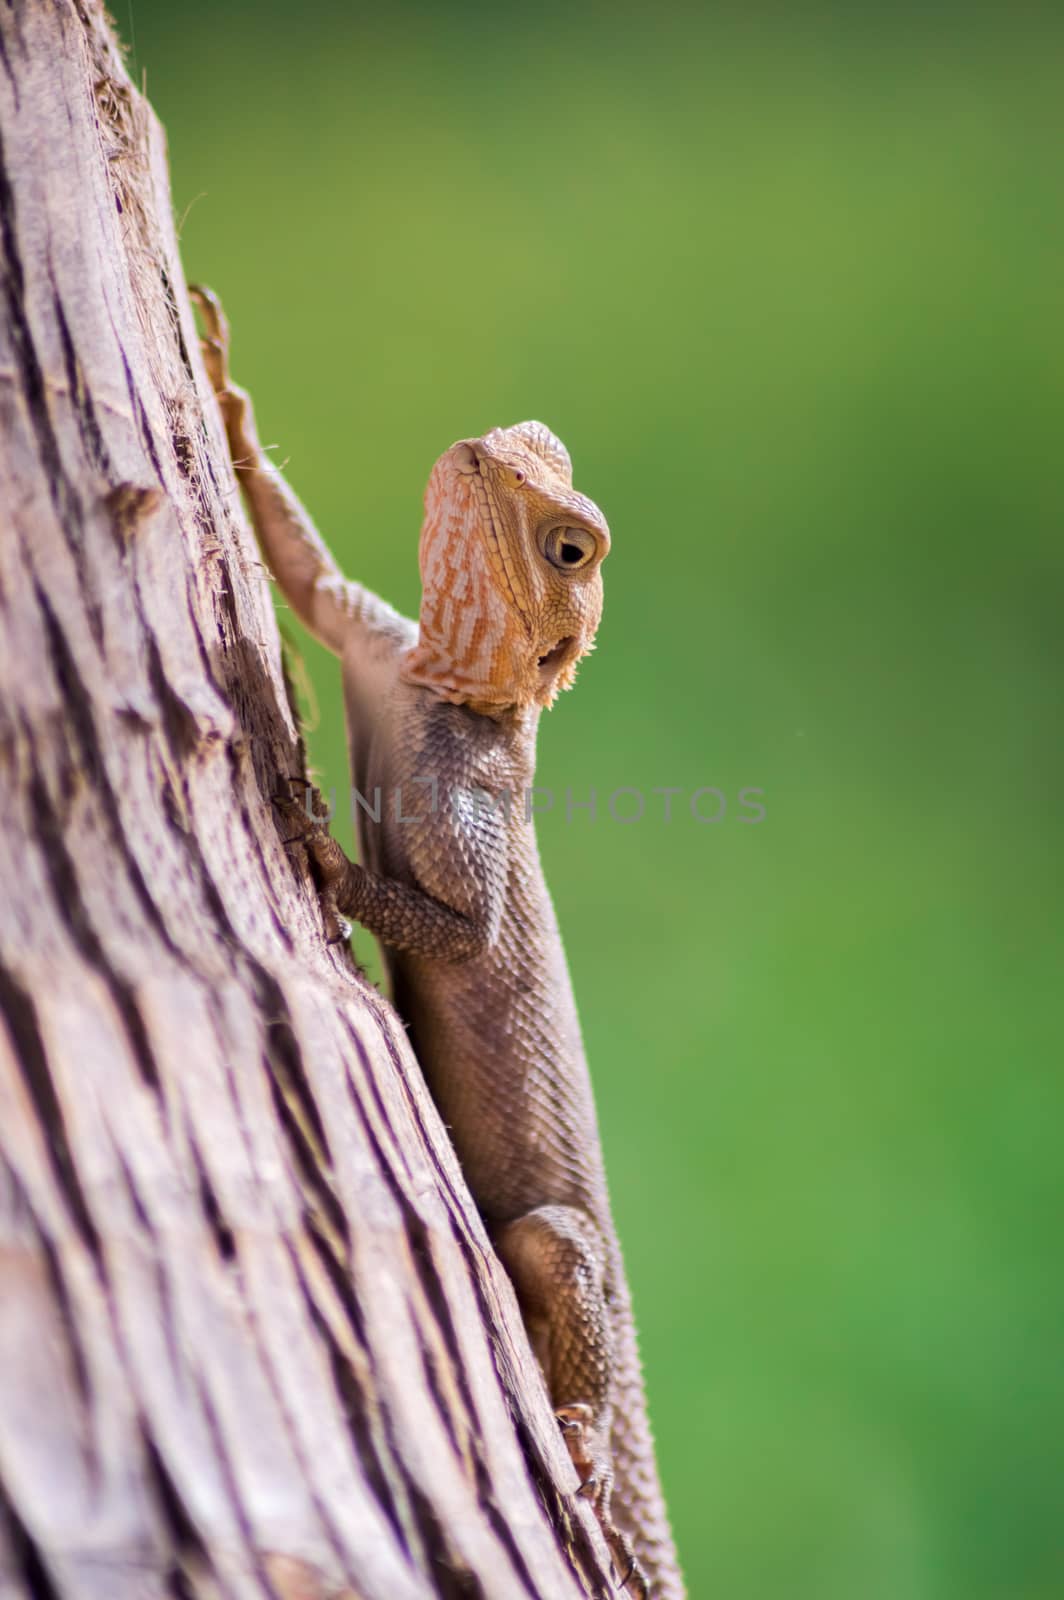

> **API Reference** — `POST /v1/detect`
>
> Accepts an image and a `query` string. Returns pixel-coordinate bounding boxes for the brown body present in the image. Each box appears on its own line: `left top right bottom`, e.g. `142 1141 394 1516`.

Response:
194 287 684 1598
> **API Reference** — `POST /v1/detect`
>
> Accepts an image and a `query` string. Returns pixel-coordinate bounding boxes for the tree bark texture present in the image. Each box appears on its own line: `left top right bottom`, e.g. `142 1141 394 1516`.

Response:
0 6 614 1597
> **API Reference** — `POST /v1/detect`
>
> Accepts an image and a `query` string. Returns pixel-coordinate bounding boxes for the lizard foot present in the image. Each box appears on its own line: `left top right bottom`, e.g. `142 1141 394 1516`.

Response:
272 779 351 946
272 776 328 842
189 283 233 393
555 1403 599 1496
606 1528 648 1599
555 1406 649 1598
190 284 253 451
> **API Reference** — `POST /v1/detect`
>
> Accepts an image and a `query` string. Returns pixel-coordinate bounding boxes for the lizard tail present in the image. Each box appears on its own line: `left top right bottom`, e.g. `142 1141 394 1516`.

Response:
609 1260 686 1599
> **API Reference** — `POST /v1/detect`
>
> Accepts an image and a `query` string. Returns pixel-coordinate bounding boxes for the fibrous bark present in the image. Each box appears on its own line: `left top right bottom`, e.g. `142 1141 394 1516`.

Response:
0 5 613 1596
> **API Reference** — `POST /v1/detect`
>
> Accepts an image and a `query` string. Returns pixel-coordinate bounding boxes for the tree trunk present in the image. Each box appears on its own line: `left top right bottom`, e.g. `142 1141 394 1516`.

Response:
0 6 612 1596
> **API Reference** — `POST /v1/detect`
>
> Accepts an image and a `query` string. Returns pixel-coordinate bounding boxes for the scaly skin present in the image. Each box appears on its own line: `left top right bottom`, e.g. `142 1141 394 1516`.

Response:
192 286 684 1599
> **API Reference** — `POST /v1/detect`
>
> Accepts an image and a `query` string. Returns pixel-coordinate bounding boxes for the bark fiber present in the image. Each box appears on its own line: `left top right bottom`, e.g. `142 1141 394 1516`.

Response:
0 5 613 1596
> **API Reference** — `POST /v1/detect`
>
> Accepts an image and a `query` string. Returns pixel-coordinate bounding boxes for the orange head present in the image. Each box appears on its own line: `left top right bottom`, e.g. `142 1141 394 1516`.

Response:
400 421 610 712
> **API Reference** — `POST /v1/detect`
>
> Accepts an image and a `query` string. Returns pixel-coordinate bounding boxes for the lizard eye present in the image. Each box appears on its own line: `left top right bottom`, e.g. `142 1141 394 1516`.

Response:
543 525 597 572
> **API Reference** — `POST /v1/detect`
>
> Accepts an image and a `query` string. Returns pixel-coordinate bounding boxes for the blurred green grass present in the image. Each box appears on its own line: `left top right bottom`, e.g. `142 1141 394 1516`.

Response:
124 4 1064 1595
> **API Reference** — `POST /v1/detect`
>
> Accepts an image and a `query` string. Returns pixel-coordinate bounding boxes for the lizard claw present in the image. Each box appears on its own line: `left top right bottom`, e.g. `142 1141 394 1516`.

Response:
272 789 314 840
272 777 329 831
272 780 339 871
614 1550 648 1598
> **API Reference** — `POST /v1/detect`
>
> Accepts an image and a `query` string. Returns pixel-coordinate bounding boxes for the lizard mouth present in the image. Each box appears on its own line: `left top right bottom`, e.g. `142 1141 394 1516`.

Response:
537 636 577 682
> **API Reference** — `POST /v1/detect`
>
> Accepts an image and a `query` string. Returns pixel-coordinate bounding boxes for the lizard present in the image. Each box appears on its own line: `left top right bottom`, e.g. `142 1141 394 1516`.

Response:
191 286 685 1600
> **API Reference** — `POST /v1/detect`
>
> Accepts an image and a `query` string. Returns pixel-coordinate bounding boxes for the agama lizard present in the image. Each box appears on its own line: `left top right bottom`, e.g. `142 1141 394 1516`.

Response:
192 287 684 1599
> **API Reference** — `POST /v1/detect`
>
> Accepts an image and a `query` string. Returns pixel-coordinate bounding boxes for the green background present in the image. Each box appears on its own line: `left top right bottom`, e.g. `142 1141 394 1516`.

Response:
122 4 1063 1595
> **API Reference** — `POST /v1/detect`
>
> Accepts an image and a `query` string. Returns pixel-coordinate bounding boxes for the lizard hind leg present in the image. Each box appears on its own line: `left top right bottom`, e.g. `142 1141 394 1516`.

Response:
494 1206 650 1597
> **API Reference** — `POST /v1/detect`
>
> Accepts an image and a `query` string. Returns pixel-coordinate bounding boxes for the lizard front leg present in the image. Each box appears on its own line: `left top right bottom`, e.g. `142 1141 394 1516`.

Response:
275 788 496 962
494 1207 649 1599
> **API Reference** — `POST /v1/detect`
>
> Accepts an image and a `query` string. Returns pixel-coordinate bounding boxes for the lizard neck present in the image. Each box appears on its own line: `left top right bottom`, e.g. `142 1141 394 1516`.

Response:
399 616 547 711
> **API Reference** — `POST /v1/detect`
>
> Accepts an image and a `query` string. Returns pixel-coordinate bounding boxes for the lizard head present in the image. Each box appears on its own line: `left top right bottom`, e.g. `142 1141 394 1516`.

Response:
400 420 611 712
